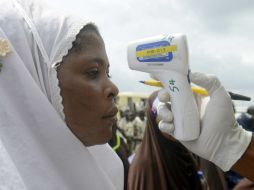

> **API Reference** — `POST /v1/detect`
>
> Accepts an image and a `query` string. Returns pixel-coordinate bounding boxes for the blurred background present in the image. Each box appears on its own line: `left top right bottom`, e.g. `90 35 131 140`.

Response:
45 0 254 114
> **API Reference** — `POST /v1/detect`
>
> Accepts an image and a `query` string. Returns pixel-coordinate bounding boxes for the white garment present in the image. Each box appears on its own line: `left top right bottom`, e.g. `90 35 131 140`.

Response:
0 0 123 189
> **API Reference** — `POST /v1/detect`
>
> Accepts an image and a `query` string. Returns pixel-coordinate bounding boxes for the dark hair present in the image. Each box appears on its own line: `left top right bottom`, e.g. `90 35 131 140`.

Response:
70 23 102 53
128 91 203 190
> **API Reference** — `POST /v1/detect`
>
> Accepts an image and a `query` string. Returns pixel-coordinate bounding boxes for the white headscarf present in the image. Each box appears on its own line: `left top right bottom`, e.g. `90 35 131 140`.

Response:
0 0 123 189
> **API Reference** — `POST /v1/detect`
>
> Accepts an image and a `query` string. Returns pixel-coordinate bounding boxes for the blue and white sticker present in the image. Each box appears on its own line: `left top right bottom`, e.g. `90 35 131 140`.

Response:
136 40 177 62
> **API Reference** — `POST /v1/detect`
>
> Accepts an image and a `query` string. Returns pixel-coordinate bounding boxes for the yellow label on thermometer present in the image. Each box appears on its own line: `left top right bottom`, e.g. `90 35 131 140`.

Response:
136 45 177 58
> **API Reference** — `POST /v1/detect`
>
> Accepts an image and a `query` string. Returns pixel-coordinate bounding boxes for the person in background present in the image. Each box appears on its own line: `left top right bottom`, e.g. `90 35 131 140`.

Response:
237 105 254 133
133 109 146 140
118 109 137 153
0 0 123 189
130 107 146 152
134 102 147 140
109 123 131 190
247 105 254 115
127 91 205 190
230 105 254 190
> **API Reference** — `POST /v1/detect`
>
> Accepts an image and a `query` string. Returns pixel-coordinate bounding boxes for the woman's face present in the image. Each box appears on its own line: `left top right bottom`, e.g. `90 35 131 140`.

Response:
57 31 119 146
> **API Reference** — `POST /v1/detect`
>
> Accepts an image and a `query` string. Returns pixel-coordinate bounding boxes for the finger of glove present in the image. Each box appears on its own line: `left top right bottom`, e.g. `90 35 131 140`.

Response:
190 72 221 96
158 89 170 103
159 121 175 134
157 103 173 122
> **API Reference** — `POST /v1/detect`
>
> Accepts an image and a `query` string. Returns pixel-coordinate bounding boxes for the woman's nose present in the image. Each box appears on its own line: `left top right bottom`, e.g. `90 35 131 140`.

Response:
104 79 119 100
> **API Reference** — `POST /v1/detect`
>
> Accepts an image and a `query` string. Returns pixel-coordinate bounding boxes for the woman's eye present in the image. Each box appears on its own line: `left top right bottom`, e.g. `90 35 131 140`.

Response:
86 68 99 79
107 71 112 78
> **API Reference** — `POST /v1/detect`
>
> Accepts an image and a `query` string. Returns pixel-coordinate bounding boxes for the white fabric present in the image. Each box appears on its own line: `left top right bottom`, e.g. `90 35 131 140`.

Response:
157 72 252 171
0 0 123 189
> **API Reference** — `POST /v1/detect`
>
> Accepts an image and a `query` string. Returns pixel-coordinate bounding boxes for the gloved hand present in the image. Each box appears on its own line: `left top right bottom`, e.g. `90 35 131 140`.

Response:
156 72 252 171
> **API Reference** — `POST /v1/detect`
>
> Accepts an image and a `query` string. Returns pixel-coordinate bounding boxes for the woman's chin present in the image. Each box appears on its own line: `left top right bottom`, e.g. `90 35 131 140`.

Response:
82 129 113 146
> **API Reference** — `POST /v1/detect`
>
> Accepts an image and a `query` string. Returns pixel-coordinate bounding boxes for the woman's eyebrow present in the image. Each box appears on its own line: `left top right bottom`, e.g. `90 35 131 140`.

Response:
87 57 110 68
87 57 104 65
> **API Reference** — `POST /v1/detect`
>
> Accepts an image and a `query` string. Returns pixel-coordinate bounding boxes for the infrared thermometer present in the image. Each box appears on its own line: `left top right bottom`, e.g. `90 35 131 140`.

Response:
127 34 200 140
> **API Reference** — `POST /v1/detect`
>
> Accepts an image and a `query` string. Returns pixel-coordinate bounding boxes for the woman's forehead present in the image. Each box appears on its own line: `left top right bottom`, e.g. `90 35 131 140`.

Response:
71 31 104 54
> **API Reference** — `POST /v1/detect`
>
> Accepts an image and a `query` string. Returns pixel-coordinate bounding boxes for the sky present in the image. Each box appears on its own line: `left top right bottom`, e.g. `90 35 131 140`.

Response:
45 0 254 108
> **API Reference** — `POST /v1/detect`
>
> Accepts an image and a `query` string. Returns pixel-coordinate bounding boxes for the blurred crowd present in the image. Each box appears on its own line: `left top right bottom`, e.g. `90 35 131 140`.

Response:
117 107 146 154
108 101 147 190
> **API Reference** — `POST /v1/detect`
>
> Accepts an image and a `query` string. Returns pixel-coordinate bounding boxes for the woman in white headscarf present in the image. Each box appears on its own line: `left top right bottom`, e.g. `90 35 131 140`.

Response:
0 0 123 189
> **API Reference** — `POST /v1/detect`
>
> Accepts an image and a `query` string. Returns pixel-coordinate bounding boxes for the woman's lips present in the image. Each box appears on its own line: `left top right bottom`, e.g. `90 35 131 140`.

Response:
102 115 117 126
102 107 118 125
102 107 118 118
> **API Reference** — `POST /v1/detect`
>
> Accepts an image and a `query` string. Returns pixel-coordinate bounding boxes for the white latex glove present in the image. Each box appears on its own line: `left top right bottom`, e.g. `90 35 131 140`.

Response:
150 74 175 134
157 72 253 171
156 89 175 134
